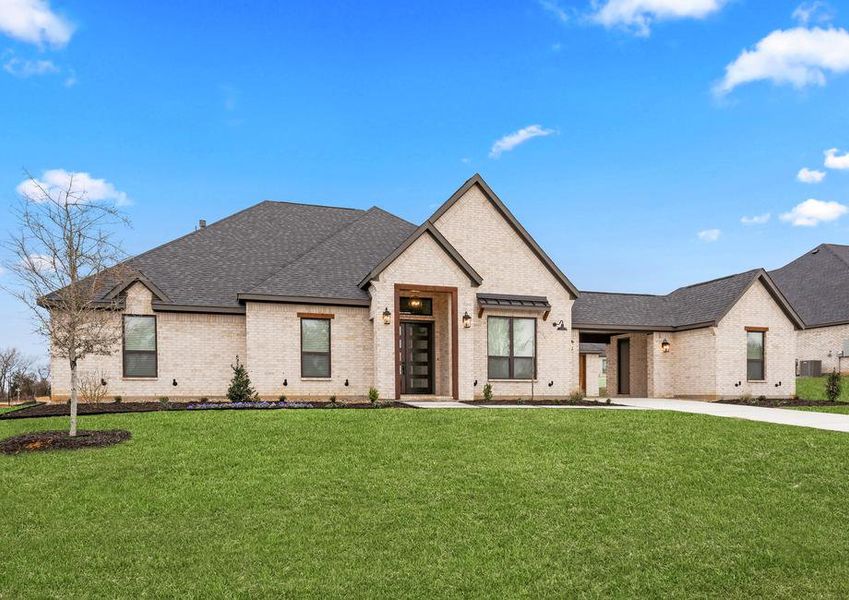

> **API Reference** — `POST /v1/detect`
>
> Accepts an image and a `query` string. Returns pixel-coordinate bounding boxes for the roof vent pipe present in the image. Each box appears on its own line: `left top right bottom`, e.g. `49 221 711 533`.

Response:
198 219 207 229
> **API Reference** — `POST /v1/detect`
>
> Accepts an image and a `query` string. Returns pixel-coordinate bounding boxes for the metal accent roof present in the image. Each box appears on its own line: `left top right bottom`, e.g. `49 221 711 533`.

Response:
477 293 551 310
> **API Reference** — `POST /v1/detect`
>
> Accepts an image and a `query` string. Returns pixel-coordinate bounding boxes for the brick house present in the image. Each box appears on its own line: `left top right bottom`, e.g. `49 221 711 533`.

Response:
770 244 849 375
50 174 806 402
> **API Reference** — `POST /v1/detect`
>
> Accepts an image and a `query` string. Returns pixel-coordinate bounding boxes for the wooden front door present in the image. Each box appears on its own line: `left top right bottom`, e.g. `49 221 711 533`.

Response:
579 354 587 393
401 322 434 394
617 338 630 395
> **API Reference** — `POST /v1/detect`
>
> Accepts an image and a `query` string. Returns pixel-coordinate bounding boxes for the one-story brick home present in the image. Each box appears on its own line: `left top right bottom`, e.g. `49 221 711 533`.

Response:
50 174 806 402
770 244 849 375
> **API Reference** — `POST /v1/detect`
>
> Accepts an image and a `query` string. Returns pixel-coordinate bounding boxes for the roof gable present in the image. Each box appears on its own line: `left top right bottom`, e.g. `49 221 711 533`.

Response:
428 174 580 298
770 243 849 327
358 222 483 288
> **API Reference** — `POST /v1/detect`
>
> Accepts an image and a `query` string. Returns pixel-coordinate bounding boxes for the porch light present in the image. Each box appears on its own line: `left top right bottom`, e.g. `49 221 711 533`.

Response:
462 311 472 328
552 319 567 331
382 307 391 325
409 297 422 309
661 338 670 353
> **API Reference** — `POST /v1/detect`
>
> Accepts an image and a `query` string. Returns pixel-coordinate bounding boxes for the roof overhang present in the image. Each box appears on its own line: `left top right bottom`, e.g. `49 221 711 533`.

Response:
237 293 371 307
477 293 551 319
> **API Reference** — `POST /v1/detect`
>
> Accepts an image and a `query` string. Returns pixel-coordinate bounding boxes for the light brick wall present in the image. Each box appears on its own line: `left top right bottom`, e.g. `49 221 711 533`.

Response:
245 301 373 400
606 333 648 397
797 324 849 374
584 353 602 397
51 283 246 401
433 184 576 399
647 332 675 398
670 328 717 399
714 280 796 399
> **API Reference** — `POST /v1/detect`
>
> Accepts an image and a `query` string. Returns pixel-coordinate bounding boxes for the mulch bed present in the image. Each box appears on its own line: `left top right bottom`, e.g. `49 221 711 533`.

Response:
461 399 621 407
0 429 131 455
0 400 411 420
718 398 848 408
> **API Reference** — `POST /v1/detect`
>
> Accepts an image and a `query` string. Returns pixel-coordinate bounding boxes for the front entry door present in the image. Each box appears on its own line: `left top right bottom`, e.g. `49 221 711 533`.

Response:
618 338 630 395
401 322 433 394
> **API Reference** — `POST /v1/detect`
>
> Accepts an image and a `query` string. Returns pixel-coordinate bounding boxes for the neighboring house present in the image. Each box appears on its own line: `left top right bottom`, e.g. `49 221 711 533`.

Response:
770 244 849 374
573 270 804 400
51 174 581 402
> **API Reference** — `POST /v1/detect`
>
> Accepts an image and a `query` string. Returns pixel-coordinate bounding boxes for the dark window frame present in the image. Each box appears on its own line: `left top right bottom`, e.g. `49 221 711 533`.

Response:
486 316 537 380
122 314 158 378
746 328 766 382
300 316 332 378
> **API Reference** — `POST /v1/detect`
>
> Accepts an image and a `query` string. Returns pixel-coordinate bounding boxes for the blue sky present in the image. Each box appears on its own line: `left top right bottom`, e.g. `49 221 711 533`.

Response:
2 0 849 358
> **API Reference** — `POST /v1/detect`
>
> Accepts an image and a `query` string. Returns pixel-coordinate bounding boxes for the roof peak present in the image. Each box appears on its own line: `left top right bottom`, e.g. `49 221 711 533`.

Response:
259 199 366 212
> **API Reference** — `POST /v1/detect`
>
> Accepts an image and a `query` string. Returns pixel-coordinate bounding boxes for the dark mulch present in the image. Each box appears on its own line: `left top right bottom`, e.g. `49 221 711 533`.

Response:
0 429 131 455
0 401 182 420
461 399 621 407
1 400 412 420
718 398 848 408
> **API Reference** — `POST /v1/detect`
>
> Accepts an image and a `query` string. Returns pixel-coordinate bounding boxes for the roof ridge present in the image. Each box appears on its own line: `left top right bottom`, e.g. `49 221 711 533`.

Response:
579 290 665 298
242 206 382 295
670 268 760 293
367 205 417 228
260 199 365 212
822 243 849 268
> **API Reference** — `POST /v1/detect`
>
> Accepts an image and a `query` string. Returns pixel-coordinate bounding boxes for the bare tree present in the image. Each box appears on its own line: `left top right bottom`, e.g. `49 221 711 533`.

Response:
0 347 31 403
3 172 129 435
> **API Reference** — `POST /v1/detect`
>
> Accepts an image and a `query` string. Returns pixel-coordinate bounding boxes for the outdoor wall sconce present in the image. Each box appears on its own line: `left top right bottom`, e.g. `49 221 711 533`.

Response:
473 380 478 387
661 338 670 353
344 379 349 387
283 379 288 387
734 381 742 387
382 307 391 325
172 379 178 387
100 378 107 386
828 350 833 357
552 320 567 331
775 381 782 387
462 311 472 328
548 381 554 387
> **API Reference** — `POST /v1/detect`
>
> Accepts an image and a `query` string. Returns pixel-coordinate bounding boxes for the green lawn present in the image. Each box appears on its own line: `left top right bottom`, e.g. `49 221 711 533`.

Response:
797 376 849 402
3 409 849 598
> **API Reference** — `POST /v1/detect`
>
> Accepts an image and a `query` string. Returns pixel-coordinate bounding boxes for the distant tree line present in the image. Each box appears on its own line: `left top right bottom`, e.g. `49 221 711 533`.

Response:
0 347 50 403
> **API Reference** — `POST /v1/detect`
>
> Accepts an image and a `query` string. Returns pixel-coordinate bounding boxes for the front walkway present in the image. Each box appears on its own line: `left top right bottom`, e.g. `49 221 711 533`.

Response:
399 398 849 433
614 398 849 433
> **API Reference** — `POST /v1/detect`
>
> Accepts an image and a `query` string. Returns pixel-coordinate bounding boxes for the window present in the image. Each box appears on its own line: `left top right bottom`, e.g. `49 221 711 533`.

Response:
301 318 331 377
487 316 536 379
123 315 157 377
399 296 432 316
747 330 765 381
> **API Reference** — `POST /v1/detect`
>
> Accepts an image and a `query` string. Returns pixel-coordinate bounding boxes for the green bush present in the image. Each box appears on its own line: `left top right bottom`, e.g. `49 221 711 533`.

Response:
329 395 337 404
226 355 258 403
740 393 753 403
826 370 842 402
113 395 122 404
568 389 585 403
158 396 169 406
482 383 493 402
278 394 286 402
368 387 379 404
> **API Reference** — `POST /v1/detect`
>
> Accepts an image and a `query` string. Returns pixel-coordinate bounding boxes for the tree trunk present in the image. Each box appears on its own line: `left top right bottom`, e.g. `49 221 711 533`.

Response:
69 358 78 437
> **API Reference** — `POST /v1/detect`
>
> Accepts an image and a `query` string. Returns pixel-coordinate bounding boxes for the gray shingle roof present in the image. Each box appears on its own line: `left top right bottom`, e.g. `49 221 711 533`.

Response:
573 269 797 330
769 243 849 327
111 201 414 309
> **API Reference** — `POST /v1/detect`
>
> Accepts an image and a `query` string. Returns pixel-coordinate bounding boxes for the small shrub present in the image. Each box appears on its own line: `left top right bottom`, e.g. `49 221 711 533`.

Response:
199 397 209 402
740 392 753 403
482 383 493 402
113 395 122 404
368 387 379 404
568 388 585 403
757 395 767 404
826 370 842 402
158 396 169 406
329 395 337 404
605 398 612 405
278 394 287 402
227 355 258 403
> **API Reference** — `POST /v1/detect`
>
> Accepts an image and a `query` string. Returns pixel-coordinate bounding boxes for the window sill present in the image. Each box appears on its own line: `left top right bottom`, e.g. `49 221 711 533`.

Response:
122 377 158 381
488 378 538 383
747 380 767 383
301 377 333 381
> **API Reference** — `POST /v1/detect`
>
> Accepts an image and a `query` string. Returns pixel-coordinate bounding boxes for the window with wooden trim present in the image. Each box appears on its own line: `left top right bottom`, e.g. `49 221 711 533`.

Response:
487 316 536 380
301 317 331 378
123 315 157 377
746 330 765 381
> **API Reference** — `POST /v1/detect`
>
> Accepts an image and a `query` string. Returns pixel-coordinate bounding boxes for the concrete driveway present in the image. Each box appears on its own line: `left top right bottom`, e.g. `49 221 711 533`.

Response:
614 398 849 433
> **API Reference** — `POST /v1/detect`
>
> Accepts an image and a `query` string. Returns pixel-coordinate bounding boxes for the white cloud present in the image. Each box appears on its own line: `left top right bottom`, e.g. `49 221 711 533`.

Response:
539 0 569 23
16 169 131 206
824 148 849 169
780 198 848 226
797 167 826 183
591 0 726 36
63 68 76 87
489 124 555 158
792 1 834 25
3 56 57 77
697 228 721 241
715 27 849 95
0 0 73 47
741 213 771 225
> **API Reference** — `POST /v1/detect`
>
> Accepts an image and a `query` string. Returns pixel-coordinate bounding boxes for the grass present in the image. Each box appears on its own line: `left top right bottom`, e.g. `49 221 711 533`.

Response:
796 376 849 402
3 409 849 598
